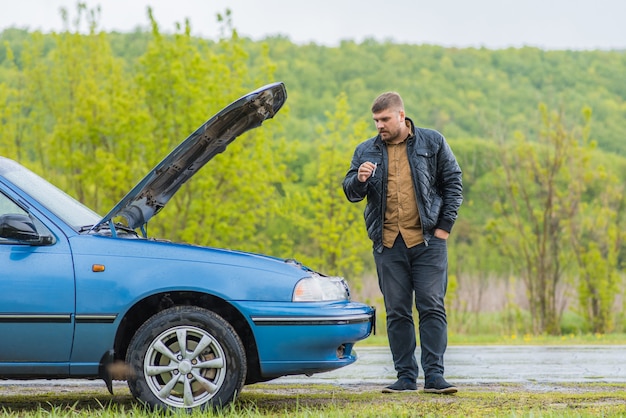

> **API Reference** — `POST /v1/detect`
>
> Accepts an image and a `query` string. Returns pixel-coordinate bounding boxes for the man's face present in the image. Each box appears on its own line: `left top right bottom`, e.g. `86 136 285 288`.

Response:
373 108 405 143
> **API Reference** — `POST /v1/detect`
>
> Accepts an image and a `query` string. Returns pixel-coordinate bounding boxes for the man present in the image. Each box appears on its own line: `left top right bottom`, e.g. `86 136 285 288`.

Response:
343 92 463 394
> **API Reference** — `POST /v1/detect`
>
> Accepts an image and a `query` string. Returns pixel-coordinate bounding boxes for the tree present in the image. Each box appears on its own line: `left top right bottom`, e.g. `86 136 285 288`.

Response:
0 46 20 159
1 32 53 166
135 8 290 253
0 3 151 219
568 146 625 333
487 104 592 335
273 92 372 287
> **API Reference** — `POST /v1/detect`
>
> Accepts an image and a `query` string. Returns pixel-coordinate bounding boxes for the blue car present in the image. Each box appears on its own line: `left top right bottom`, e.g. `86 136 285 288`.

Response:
0 82 375 411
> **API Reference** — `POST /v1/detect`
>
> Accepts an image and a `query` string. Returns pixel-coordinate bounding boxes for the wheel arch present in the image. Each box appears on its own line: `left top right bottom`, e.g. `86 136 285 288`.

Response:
113 291 263 384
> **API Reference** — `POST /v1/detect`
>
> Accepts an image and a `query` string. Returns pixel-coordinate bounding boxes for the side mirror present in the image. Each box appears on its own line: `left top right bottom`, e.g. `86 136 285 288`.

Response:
0 214 54 245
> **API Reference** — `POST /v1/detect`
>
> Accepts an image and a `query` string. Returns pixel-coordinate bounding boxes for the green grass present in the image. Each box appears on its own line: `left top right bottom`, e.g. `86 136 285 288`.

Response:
359 333 626 347
3 333 626 417
2 382 626 417
367 303 626 345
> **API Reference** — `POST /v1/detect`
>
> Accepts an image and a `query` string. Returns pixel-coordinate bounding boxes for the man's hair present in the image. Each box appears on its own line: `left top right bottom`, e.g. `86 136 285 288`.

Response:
371 92 404 113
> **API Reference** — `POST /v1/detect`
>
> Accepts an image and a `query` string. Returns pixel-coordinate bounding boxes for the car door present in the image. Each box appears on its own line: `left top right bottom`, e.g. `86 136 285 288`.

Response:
0 190 75 375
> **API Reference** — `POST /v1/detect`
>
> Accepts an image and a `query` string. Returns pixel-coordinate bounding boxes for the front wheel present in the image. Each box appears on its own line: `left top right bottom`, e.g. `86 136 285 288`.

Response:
126 306 246 411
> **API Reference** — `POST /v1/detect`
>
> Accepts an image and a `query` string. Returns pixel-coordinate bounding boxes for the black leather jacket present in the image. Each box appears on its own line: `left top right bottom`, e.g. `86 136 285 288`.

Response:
343 118 463 253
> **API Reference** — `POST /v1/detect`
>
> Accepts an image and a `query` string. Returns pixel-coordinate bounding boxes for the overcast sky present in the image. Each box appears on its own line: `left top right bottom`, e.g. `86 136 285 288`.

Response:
1 0 625 50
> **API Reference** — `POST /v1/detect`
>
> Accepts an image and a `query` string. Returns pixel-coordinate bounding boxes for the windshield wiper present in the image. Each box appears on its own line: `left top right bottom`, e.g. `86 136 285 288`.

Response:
78 225 96 233
113 223 139 235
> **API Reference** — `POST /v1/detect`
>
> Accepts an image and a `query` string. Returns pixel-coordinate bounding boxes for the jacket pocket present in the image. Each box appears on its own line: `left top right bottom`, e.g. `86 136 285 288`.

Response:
362 151 383 166
413 147 437 185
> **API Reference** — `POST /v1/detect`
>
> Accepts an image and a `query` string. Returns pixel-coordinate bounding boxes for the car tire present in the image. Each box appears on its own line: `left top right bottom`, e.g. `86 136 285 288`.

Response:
126 306 246 411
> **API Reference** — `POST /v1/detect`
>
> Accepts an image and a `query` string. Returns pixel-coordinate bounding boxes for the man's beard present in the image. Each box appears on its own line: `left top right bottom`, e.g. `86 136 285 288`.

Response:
380 128 401 143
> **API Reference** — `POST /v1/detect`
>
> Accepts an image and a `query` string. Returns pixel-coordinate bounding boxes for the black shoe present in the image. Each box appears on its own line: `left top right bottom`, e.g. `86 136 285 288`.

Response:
423 376 458 394
382 378 417 393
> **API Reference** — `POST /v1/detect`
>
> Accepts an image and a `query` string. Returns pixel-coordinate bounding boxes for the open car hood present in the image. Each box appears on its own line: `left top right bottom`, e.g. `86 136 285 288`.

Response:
93 82 287 233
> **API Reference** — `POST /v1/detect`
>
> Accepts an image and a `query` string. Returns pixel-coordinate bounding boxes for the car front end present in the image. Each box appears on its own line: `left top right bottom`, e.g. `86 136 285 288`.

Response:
0 83 377 411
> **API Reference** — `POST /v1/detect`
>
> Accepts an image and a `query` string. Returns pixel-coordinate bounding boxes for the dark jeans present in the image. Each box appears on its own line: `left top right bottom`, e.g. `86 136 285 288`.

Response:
374 234 449 382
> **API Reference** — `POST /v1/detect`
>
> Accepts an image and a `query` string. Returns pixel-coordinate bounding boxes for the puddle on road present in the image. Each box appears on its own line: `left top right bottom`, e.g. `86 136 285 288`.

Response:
273 345 626 385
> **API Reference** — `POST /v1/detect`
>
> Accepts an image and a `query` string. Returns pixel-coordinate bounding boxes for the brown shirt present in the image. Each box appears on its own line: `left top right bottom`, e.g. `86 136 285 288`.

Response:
382 138 424 248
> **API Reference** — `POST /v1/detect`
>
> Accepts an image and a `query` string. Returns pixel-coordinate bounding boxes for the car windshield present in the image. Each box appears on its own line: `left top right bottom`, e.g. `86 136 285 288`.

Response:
0 159 101 230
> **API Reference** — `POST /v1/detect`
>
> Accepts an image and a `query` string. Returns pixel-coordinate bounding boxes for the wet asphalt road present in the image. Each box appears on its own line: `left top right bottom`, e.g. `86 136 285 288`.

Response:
1 345 624 392
273 345 626 385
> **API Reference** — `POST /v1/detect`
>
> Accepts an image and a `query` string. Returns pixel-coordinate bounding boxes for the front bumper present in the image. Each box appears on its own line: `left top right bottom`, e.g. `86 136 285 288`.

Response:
241 301 376 377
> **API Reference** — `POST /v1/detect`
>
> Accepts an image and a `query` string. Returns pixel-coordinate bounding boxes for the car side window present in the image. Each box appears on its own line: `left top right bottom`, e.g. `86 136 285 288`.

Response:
0 192 55 245
0 192 28 217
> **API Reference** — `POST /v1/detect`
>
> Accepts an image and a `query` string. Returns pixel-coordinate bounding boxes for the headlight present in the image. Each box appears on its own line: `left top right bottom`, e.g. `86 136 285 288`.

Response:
293 275 350 302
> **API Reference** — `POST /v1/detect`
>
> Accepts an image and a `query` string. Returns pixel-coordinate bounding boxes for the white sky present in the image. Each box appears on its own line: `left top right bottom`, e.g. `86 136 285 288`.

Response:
1 0 625 50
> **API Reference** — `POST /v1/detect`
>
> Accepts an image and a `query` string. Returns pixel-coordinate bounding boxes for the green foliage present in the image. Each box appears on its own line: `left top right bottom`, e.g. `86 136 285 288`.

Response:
270 92 372 287
569 152 625 333
129 8 293 256
244 39 626 156
484 104 625 335
1 5 626 335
